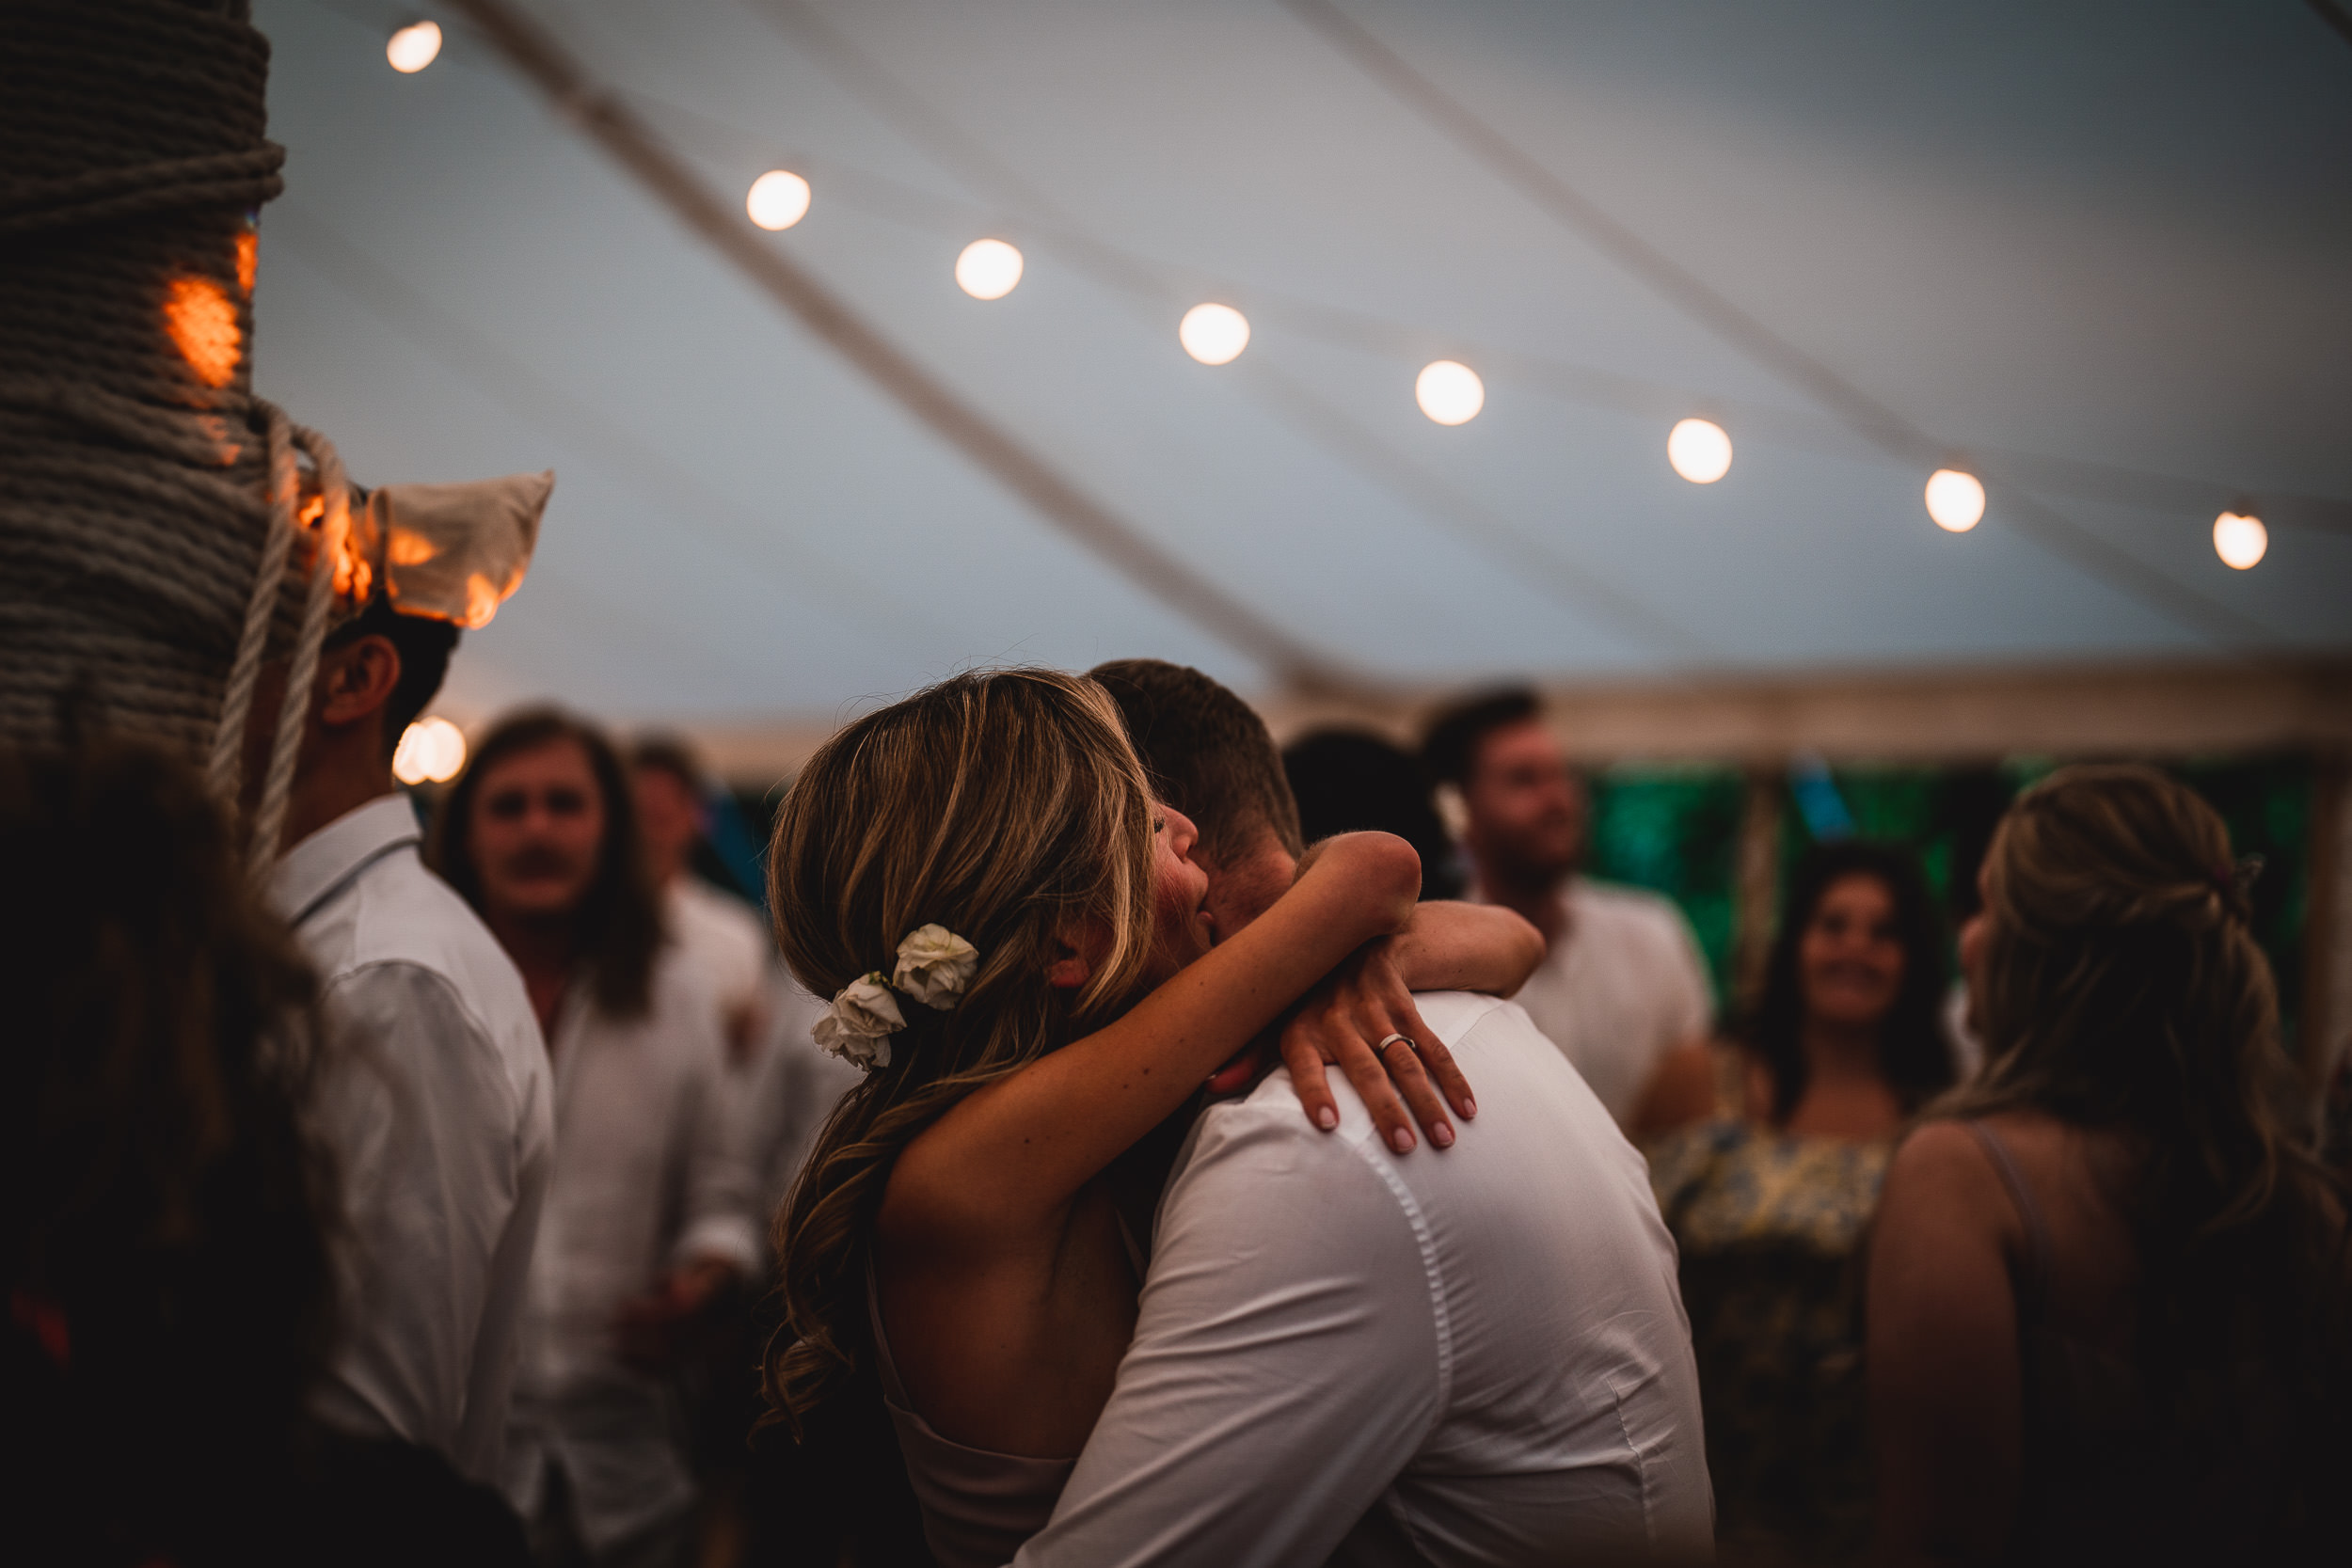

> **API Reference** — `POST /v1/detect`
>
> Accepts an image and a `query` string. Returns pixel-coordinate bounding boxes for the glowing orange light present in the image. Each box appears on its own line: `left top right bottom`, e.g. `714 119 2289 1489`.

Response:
164 277 241 388
388 530 438 567
463 573 501 628
235 230 259 296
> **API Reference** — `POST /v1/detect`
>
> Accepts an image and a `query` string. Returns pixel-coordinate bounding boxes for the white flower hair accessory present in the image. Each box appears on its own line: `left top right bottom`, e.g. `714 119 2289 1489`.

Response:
893 924 980 1010
810 927 981 1071
812 974 905 1070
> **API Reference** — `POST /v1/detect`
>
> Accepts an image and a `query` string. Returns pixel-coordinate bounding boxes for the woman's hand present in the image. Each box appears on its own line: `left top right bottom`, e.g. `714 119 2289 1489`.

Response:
1280 937 1477 1154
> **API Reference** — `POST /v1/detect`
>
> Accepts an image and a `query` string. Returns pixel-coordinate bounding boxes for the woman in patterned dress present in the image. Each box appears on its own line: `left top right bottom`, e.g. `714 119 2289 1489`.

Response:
1646 840 1954 1566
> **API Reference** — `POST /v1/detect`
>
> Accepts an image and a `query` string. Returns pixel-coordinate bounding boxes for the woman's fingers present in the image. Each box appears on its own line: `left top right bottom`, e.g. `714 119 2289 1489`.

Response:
1279 1022 1343 1132
1371 1017 1456 1151
1335 1030 1422 1154
1391 993 1475 1120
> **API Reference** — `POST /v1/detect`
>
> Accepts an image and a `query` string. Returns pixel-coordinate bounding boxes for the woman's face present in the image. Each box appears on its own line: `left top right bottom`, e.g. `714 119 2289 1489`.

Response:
1143 804 1213 985
1799 872 1906 1032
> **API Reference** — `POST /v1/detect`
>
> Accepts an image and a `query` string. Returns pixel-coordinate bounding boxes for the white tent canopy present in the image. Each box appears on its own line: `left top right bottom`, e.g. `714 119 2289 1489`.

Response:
252 0 2352 728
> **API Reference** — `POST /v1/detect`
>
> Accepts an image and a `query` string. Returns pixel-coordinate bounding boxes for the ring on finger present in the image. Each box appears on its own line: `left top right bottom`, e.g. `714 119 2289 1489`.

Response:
1374 1032 1414 1058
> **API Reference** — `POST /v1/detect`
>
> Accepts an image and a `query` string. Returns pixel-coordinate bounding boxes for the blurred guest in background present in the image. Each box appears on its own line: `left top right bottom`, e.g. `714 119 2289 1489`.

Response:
1869 765 2352 1566
435 710 760 1568
1282 726 1465 899
1421 687 1713 1130
632 736 771 1063
258 592 553 1487
1645 841 1951 1565
4 739 524 1566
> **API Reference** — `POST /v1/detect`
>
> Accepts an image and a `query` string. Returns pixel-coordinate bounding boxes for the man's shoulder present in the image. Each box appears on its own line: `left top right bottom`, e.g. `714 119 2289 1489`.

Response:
329 852 537 1051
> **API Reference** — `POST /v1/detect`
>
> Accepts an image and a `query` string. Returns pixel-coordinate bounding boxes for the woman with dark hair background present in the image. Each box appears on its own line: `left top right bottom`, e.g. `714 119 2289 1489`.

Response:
1645 839 1954 1566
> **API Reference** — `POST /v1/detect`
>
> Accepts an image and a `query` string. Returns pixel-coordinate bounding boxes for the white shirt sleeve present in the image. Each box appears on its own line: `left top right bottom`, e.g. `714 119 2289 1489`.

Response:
1011 1098 1445 1568
308 962 527 1470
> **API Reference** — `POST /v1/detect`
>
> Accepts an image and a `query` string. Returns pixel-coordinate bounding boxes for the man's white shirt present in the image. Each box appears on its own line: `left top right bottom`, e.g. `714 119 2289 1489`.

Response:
270 793 554 1482
1011 991 1713 1567
1491 877 1714 1126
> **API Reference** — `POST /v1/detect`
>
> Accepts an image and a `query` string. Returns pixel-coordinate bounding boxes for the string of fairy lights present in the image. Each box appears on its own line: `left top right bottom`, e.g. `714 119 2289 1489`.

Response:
384 17 2275 572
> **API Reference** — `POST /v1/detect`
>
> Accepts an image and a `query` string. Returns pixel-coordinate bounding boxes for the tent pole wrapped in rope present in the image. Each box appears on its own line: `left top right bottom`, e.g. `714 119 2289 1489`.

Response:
0 0 348 867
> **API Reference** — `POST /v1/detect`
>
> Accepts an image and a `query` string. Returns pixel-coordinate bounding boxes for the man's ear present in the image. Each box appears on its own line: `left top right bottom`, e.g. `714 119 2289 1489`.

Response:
1044 918 1111 990
316 634 402 733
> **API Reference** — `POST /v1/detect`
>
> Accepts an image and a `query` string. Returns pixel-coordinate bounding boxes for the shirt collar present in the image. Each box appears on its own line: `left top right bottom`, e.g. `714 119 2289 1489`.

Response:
267 793 424 927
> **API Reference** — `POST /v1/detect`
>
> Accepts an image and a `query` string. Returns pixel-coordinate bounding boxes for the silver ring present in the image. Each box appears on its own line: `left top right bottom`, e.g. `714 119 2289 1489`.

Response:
1374 1032 1413 1057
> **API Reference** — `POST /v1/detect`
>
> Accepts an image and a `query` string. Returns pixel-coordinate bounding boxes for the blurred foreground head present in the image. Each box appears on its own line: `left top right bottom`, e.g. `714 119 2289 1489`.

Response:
1 739 332 1560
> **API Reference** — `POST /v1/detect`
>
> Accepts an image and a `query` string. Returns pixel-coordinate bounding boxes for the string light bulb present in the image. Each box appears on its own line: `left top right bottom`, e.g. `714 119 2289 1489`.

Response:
2213 510 2267 570
1667 419 1733 483
392 717 468 785
387 20 442 73
1925 468 1985 532
746 170 811 231
956 239 1024 300
1416 360 1484 425
1179 303 1250 366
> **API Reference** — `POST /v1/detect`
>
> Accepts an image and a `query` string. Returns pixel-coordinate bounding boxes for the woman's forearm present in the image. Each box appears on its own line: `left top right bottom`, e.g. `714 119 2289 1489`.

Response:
893 832 1420 1238
1388 901 1545 997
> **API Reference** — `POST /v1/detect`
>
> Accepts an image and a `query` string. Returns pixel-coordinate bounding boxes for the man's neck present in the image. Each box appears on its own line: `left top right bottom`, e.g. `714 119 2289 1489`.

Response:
281 734 397 852
1476 863 1570 946
485 910 580 1037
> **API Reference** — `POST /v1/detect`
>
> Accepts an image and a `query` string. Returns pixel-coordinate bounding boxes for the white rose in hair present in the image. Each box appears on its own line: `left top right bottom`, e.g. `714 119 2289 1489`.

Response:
893 924 980 1010
813 973 904 1069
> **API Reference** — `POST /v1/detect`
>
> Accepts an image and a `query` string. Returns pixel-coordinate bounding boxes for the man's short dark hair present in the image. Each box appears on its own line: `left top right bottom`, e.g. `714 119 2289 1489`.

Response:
1087 659 1303 862
629 734 706 795
1420 687 1542 790
324 596 460 759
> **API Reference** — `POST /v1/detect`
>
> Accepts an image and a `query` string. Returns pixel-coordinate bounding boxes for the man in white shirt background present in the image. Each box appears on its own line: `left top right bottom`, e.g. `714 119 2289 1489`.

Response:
1019 661 1712 1566
1422 688 1716 1136
630 736 772 1064
432 708 760 1567
255 586 554 1490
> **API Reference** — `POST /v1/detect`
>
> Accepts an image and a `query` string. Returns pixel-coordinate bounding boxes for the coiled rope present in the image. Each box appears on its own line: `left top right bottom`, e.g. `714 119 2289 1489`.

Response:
3 0 348 868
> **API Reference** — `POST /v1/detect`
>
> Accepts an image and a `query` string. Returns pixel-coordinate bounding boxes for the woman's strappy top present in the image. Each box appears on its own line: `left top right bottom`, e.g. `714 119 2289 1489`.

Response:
864 1215 1145 1568
1963 1121 2301 1567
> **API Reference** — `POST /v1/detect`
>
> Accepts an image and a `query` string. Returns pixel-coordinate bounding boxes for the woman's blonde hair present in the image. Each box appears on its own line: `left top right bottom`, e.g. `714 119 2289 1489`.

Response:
1941 764 2350 1468
759 669 1158 1433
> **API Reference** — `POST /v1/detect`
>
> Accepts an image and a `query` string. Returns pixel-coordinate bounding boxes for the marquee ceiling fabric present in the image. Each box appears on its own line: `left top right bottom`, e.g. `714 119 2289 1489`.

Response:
251 0 2352 724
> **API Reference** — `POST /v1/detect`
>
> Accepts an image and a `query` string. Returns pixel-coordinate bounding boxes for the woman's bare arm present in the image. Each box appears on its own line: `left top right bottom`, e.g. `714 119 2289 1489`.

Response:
888 831 1421 1253
1867 1121 2026 1567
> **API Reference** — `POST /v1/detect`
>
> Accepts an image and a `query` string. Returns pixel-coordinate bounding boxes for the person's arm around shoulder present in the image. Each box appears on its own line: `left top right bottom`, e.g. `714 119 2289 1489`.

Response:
1011 1098 1440 1568
1867 1119 2026 1568
887 831 1420 1259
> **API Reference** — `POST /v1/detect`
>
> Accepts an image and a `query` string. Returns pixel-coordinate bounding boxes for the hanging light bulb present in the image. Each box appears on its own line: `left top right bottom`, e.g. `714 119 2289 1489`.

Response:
1925 468 1985 532
1179 303 1250 365
387 20 442 73
1415 360 1484 425
956 239 1024 300
746 170 811 231
2213 510 2267 570
1667 418 1733 483
392 717 468 785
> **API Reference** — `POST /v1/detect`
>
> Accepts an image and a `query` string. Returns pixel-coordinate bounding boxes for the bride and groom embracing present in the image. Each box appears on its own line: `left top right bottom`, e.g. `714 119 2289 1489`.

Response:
763 661 1711 1567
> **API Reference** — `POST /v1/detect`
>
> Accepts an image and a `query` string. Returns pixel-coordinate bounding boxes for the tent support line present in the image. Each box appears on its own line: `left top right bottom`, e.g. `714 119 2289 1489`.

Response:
443 0 1363 699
